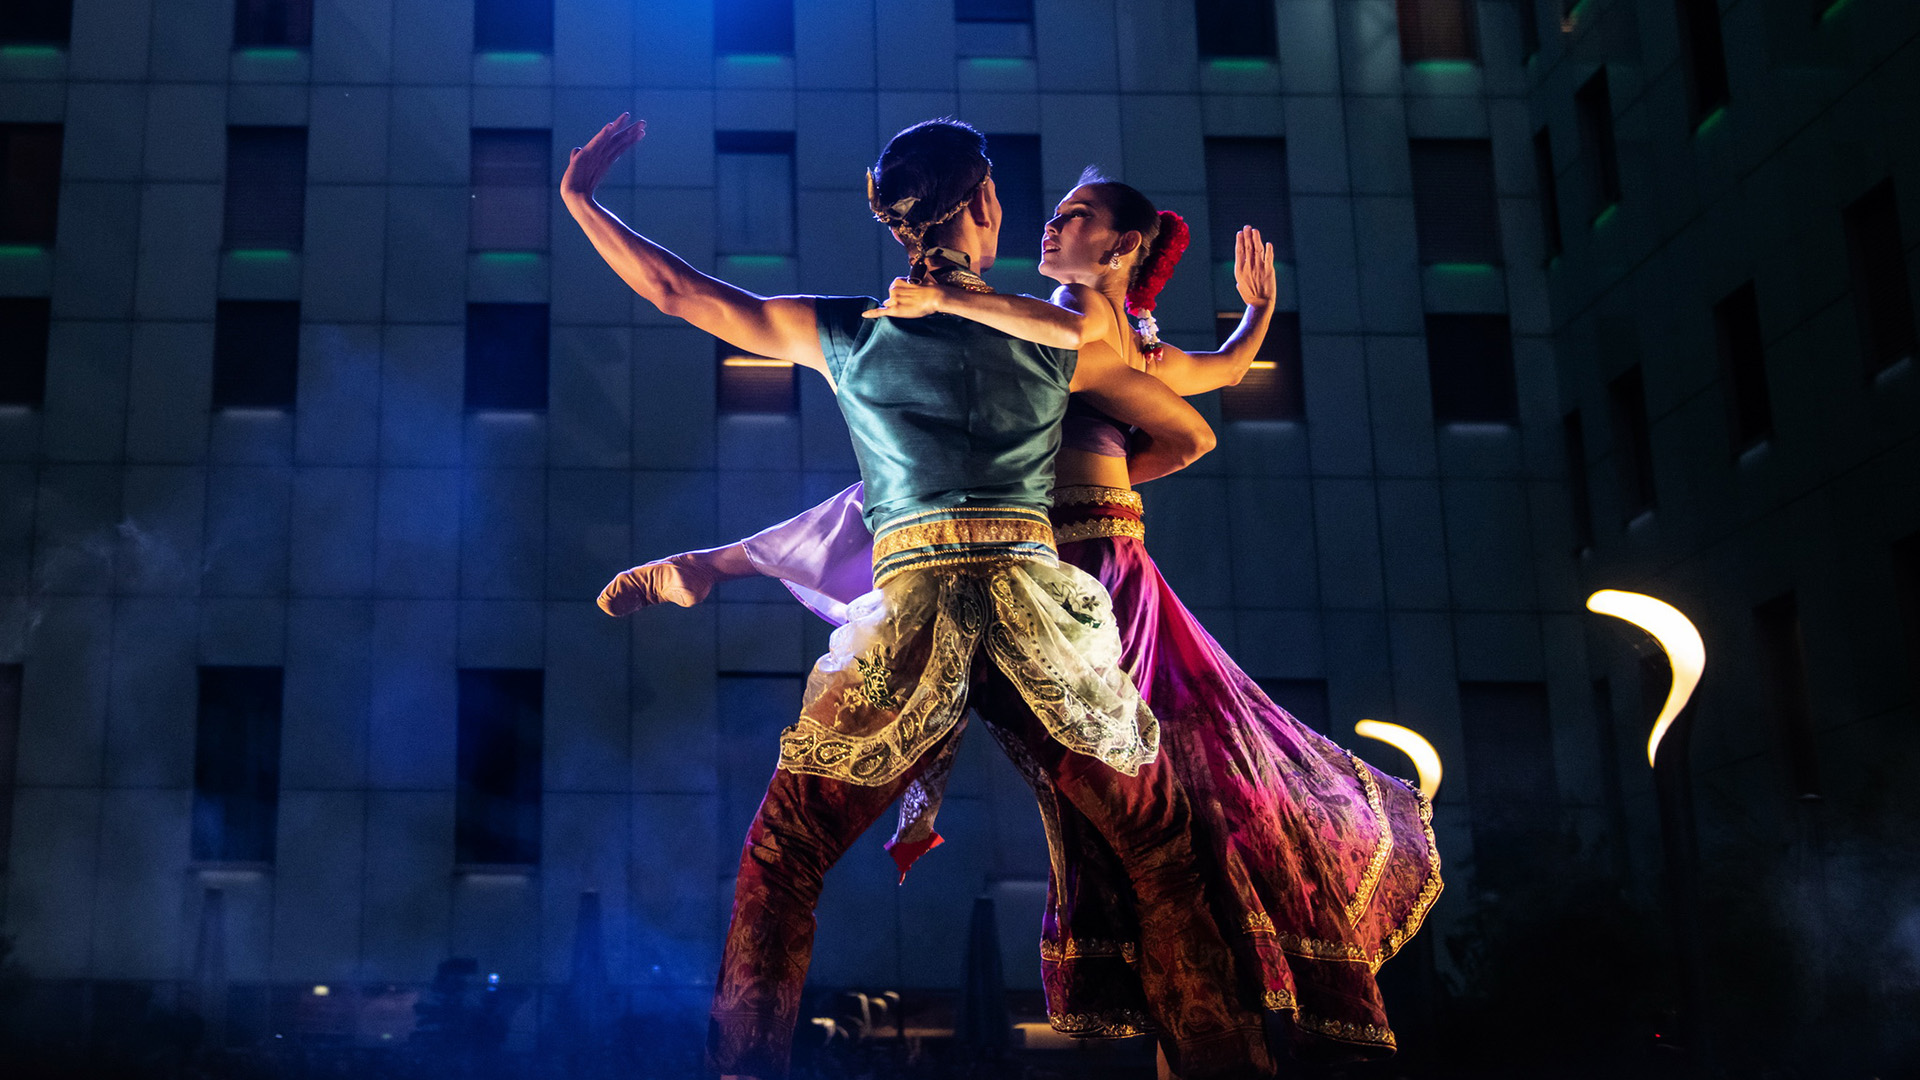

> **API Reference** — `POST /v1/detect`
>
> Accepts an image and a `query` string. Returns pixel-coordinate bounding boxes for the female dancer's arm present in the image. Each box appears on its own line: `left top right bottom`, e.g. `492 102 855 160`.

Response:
861 275 1113 349
1143 226 1278 395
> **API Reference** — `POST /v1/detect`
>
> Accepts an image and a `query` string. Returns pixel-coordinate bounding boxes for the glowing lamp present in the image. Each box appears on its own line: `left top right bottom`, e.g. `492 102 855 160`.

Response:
312 985 330 996
1585 589 1705 768
1354 720 1443 799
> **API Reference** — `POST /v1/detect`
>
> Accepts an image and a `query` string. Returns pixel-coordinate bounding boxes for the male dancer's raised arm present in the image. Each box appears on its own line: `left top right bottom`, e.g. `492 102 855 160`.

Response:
560 114 826 372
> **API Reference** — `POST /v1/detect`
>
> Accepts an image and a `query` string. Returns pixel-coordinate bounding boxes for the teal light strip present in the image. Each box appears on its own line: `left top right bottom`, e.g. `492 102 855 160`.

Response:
1592 203 1619 229
1 45 64 59
723 254 793 266
476 251 542 264
1693 106 1727 136
228 248 295 261
964 57 1030 68
1410 59 1478 75
719 53 787 65
236 47 303 60
0 245 48 258
1206 58 1273 71
1428 262 1498 275
477 51 547 63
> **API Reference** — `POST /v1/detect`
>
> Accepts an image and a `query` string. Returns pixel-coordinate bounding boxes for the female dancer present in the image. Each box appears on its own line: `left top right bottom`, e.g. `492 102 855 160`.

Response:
604 173 1441 1064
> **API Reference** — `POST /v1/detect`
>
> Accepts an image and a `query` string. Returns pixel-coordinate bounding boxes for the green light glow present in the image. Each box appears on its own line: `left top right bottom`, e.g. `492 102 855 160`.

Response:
1410 59 1478 75
1 45 64 59
477 51 547 63
723 254 792 267
228 248 295 261
1207 58 1273 71
1694 106 1727 136
0 245 46 258
1429 262 1498 275
720 54 787 65
477 251 541 264
236 47 302 60
1819 0 1856 22
964 57 1030 68
1592 203 1619 229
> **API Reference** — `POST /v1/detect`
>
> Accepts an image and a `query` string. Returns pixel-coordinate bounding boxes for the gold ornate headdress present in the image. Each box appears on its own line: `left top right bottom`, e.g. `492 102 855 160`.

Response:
866 167 992 286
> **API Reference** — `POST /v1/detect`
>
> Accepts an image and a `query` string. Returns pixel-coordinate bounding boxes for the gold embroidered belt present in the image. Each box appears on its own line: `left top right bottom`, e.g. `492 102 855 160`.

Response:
1050 485 1146 544
871 505 1057 585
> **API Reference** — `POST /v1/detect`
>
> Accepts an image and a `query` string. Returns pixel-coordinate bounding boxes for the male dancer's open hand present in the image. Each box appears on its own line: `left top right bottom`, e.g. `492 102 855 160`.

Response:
562 113 645 205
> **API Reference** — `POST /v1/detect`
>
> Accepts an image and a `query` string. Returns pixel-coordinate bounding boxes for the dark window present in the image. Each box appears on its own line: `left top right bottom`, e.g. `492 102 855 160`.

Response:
1607 365 1656 519
1842 180 1918 374
213 301 300 410
985 134 1042 263
0 298 50 406
1426 314 1518 424
716 339 798 414
1204 138 1293 263
224 127 307 251
1753 593 1819 798
0 123 63 248
456 669 543 866
0 665 17 873
465 302 548 411
192 667 284 864
1575 68 1623 215
1713 281 1773 452
716 0 793 55
471 128 550 251
1410 139 1501 265
1398 0 1478 62
1563 410 1594 552
1195 0 1276 58
716 131 795 256
1 1 71 44
1674 0 1730 124
1533 127 1563 259
1589 677 1630 874
233 0 312 47
956 0 1034 56
474 0 551 52
1219 311 1305 421
1893 532 1920 703
1458 681 1557 887
1518 0 1540 58
1255 678 1331 737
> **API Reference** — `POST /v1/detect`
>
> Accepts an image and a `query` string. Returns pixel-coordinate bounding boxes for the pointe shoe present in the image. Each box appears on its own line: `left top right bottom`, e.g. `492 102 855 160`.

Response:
597 555 719 616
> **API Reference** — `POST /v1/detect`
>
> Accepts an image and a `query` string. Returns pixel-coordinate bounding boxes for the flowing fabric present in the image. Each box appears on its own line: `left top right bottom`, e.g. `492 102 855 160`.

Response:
722 482 1442 1058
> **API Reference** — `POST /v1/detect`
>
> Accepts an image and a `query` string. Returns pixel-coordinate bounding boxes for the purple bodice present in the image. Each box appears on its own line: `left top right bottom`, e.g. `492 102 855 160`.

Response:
1061 396 1130 458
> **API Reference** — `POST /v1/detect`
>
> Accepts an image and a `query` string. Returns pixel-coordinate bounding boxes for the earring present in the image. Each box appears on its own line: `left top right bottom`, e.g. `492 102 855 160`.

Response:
1109 254 1122 269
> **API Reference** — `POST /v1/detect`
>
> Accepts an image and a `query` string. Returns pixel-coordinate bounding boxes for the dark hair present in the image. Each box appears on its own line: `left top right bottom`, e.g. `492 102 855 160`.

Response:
872 119 991 256
1075 167 1162 288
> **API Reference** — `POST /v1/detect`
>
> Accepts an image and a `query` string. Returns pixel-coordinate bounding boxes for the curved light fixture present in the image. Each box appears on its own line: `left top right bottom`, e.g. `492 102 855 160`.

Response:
1586 589 1705 768
1354 720 1443 800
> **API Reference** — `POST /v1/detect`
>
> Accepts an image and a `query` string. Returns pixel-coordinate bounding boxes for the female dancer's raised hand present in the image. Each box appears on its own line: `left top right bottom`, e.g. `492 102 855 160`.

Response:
1234 225 1277 308
562 113 645 205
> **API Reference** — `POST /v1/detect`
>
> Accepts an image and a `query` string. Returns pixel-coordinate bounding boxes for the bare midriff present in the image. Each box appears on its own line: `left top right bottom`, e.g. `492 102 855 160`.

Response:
1056 445 1133 491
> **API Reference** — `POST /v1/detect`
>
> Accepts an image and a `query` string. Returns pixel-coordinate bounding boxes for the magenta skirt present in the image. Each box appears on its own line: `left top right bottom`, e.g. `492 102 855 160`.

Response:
1035 487 1442 1058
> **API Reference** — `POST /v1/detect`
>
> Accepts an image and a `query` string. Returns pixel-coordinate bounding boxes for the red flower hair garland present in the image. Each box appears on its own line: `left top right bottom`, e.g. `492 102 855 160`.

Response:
1125 210 1190 316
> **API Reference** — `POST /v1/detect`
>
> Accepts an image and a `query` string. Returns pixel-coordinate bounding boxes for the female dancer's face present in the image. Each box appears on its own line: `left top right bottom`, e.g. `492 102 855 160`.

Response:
1039 185 1123 285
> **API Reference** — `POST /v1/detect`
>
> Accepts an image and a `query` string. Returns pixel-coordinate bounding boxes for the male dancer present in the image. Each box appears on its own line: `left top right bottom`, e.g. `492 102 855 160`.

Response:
562 114 1271 1080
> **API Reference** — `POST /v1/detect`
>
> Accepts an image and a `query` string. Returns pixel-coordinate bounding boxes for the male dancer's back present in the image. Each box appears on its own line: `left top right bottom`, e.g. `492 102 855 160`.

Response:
562 114 1273 1080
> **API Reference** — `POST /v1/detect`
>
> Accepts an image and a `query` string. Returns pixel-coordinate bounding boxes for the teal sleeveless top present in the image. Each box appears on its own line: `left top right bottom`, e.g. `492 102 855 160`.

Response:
814 296 1078 536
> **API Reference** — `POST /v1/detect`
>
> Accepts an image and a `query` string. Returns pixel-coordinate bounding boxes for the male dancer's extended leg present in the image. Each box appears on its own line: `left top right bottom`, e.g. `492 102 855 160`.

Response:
973 670 1275 1080
707 726 958 1080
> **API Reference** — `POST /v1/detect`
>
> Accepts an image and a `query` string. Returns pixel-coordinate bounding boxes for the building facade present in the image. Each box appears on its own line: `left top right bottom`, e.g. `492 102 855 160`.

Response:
0 0 1912 1062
